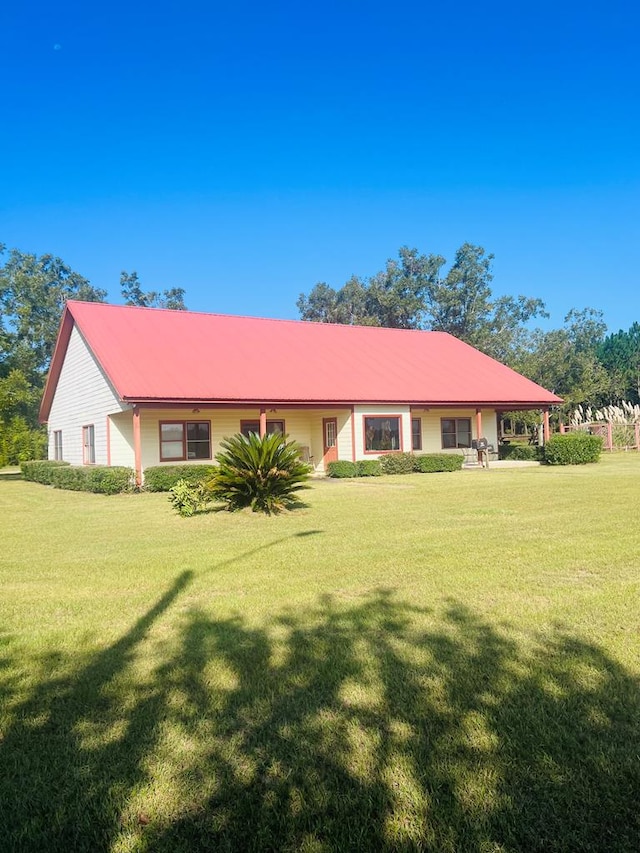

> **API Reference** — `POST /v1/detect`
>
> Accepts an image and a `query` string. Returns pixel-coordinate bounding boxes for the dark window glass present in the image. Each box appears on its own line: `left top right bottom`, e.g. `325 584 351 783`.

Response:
241 420 285 437
441 418 471 449
411 418 422 451
187 421 210 459
160 421 211 461
364 417 401 452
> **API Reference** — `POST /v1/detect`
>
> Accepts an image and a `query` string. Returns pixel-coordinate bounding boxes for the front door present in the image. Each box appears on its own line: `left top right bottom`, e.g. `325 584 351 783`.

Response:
323 418 338 466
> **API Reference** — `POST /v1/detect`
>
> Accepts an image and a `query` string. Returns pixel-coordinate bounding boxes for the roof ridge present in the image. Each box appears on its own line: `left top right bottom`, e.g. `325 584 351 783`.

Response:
66 300 450 335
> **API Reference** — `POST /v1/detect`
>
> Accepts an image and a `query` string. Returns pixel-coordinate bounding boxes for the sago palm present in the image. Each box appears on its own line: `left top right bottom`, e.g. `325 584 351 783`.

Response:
208 432 310 514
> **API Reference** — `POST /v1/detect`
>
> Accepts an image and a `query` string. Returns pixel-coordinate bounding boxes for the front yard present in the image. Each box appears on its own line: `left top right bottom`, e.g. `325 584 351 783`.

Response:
1 455 639 851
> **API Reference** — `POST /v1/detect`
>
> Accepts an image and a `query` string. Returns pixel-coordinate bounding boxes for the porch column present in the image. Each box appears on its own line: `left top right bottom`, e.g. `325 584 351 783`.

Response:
259 408 267 438
475 408 483 439
543 408 550 443
106 416 112 466
559 421 566 434
350 407 356 461
132 406 142 488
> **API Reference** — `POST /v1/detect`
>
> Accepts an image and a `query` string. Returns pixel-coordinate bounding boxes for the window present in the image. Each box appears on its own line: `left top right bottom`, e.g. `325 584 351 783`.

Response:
53 430 63 461
441 418 471 449
364 416 401 452
82 424 95 464
159 421 211 461
411 418 422 451
240 419 285 437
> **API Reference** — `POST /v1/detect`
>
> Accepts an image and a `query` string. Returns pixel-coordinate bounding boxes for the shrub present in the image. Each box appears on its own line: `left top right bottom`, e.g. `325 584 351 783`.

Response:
356 459 382 477
84 467 134 494
21 461 133 493
168 479 210 517
50 465 134 493
498 443 540 461
21 460 70 484
49 466 90 491
544 433 603 465
326 461 358 478
143 464 217 492
0 418 47 467
379 452 415 475
413 453 463 473
208 432 310 514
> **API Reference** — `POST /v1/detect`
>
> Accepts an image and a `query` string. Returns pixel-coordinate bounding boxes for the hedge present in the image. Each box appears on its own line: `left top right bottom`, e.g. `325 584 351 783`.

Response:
379 452 415 475
356 459 382 477
498 443 542 461
329 454 462 477
54 466 134 494
326 460 358 478
143 464 217 492
413 453 463 473
544 433 603 465
21 461 133 494
21 460 70 484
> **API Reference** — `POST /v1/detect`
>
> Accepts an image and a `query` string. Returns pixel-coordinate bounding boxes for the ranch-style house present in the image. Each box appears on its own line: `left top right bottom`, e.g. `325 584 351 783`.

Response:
40 301 562 484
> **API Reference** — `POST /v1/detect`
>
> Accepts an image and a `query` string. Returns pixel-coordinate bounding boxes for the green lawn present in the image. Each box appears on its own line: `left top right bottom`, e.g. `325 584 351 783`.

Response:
1 455 639 852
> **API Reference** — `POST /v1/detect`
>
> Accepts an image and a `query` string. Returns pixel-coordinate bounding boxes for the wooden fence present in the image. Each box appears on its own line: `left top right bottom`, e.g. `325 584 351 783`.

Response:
560 422 640 451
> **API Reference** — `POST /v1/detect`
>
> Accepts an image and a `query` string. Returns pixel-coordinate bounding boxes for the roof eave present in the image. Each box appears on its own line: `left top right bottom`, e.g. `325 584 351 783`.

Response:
121 396 563 409
39 307 75 423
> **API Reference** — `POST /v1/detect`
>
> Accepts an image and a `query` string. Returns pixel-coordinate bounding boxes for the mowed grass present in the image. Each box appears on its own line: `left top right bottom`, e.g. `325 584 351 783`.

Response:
1 455 639 852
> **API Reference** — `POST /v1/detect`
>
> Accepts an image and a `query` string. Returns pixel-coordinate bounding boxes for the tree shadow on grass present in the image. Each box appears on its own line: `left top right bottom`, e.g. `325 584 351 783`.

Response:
1 587 639 852
0 570 193 851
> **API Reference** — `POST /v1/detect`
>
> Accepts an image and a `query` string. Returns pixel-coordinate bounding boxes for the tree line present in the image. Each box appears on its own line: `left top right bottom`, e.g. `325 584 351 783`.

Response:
298 242 639 411
0 243 186 464
1 240 638 465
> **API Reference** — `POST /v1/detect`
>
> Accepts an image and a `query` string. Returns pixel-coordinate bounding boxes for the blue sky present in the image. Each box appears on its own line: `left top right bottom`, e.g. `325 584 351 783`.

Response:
1 0 638 334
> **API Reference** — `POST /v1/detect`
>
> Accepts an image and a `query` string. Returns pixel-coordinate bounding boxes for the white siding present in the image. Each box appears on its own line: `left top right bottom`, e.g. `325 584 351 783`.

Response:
109 411 135 468
46 327 130 465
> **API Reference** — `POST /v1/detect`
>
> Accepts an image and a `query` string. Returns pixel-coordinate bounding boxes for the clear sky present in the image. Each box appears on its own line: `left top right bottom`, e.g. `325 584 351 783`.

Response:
1 0 638 334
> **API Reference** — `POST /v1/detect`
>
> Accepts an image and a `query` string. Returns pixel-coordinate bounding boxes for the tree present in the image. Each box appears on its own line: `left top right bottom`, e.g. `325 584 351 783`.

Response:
425 243 547 362
0 244 107 462
0 244 107 380
519 309 609 410
297 243 547 363
120 271 187 310
597 322 640 405
297 247 442 330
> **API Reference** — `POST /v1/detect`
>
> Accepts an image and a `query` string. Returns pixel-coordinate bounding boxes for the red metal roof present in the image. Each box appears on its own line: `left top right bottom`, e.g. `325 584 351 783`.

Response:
40 301 562 420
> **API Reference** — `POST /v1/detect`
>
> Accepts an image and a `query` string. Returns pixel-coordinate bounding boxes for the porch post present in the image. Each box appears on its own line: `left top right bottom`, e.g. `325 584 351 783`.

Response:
543 408 550 443
351 406 356 461
475 408 482 439
106 416 112 466
132 406 142 487
259 408 267 438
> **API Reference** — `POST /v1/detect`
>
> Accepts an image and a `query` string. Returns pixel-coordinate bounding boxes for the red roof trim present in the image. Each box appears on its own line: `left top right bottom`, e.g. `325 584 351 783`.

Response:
123 397 560 409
